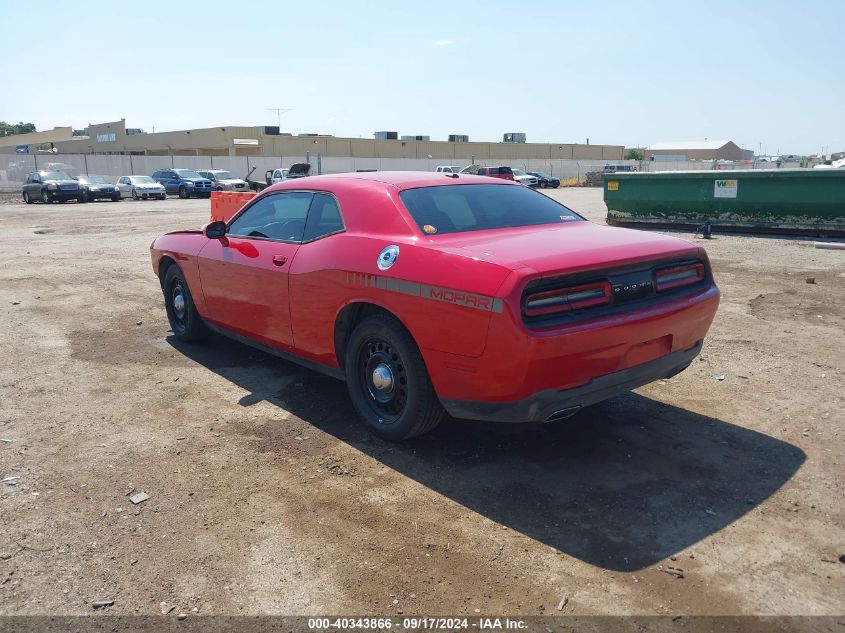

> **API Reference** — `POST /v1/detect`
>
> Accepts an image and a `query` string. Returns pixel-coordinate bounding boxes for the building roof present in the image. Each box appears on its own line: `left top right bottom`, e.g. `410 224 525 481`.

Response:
647 140 734 151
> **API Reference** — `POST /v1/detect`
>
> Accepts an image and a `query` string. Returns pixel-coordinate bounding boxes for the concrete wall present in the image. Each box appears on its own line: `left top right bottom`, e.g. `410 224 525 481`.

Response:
2 123 623 162
647 141 744 161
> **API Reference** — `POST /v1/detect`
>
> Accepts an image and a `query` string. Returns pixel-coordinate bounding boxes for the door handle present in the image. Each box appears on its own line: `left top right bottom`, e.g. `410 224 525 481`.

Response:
272 255 288 266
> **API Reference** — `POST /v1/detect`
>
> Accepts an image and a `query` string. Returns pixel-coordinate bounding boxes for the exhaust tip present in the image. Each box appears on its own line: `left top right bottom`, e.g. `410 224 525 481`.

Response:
544 406 582 423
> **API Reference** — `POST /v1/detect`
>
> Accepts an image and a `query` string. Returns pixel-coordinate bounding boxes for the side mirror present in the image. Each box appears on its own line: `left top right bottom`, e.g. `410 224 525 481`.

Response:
203 220 227 240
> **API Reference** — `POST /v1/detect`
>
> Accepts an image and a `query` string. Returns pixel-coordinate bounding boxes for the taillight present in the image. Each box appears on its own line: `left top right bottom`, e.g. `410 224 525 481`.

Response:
654 262 705 291
524 280 611 317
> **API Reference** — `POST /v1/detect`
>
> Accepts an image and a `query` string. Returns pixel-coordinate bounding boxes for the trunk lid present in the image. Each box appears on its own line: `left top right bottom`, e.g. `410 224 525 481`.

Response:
433 221 700 275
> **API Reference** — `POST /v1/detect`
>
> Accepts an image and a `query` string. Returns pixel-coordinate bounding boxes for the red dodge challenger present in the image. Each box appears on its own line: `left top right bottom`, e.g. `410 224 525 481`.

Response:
150 172 719 440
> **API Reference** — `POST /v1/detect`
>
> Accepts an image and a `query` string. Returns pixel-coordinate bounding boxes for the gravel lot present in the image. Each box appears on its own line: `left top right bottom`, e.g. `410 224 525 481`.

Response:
0 188 842 617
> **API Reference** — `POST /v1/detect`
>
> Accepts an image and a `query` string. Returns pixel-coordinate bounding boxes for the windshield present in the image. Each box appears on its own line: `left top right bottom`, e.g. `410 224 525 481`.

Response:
212 171 234 179
399 184 583 235
130 176 156 184
512 169 527 176
532 172 550 178
41 171 71 180
174 169 203 179
79 175 109 184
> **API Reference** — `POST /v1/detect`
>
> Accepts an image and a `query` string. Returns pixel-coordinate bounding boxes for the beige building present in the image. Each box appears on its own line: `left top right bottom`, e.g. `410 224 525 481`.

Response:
645 140 749 161
0 119 624 161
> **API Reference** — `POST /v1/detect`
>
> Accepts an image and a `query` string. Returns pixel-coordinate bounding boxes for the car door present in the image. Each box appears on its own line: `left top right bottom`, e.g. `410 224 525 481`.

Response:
117 177 130 197
156 170 175 193
197 191 312 349
26 173 42 197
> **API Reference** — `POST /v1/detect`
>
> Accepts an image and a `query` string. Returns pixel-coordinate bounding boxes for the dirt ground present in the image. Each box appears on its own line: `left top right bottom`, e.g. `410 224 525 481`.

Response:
0 188 842 618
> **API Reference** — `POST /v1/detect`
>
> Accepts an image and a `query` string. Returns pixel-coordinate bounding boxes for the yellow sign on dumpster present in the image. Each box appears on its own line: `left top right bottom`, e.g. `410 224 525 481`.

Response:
607 181 619 191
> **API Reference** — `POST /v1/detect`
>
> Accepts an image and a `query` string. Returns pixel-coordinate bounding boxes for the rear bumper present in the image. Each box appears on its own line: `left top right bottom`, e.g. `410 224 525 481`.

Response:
442 340 702 423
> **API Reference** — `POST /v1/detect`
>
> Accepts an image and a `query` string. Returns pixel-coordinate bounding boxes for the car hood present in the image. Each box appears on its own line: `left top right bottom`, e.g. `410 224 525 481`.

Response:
219 178 247 184
286 162 312 177
44 179 78 185
183 178 211 184
431 221 701 275
136 182 164 187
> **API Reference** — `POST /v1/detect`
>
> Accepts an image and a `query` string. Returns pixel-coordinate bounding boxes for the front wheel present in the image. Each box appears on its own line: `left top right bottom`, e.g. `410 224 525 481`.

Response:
159 194 167 200
132 189 140 200
41 189 50 203
111 194 120 202
178 186 188 199
23 191 32 204
162 266 207 341
345 314 444 440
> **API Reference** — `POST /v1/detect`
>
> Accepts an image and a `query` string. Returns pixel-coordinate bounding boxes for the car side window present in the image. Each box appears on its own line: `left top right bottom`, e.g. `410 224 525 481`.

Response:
228 191 314 242
303 193 344 242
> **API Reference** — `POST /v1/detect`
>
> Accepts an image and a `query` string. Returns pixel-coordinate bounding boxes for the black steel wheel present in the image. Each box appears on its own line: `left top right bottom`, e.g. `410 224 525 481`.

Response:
345 314 443 440
41 189 50 203
162 265 207 341
23 191 32 204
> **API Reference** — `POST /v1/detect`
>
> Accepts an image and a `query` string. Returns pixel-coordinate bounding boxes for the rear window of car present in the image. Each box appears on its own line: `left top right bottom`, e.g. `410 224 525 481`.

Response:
399 184 583 235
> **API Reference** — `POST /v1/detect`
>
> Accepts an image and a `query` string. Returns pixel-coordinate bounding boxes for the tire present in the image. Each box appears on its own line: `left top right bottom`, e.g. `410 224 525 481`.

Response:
178 186 188 199
344 314 444 440
111 194 120 202
216 186 223 191
41 189 50 204
86 191 95 203
162 265 207 342
78 194 86 203
23 191 32 204
132 189 140 200
159 194 167 200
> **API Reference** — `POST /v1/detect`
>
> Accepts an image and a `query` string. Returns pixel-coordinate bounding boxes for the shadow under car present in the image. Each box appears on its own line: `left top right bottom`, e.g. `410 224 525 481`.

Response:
168 334 805 572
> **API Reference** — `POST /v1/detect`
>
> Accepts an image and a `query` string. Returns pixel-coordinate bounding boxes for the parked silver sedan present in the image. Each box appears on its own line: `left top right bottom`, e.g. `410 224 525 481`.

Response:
197 169 250 191
117 175 167 200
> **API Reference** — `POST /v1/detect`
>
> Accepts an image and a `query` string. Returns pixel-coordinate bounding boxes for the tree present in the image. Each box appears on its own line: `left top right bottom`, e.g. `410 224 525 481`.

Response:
0 121 37 137
624 149 644 161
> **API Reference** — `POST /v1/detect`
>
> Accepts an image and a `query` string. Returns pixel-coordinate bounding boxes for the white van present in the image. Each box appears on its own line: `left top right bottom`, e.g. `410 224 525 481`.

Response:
435 165 462 173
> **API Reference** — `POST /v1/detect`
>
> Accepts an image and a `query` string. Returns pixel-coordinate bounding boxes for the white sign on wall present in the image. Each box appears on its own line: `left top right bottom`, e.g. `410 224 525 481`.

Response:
96 133 116 143
714 179 738 198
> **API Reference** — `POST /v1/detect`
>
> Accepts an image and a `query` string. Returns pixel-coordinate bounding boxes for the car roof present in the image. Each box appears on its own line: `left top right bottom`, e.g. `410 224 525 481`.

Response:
311 171 519 191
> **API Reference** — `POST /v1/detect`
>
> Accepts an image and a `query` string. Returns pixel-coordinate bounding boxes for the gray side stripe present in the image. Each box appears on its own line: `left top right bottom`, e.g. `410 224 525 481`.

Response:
345 272 503 313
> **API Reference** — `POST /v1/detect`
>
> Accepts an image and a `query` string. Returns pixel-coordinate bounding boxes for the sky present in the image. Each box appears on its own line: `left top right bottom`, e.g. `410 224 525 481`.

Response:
0 0 842 155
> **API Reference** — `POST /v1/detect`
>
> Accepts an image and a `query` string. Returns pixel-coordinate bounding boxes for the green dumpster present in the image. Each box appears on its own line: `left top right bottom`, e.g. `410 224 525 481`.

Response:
604 169 845 235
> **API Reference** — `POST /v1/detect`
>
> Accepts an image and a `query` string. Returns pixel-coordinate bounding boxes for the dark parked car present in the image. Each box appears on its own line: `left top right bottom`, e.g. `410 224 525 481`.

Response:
22 171 84 204
152 168 213 199
78 175 121 202
527 171 560 188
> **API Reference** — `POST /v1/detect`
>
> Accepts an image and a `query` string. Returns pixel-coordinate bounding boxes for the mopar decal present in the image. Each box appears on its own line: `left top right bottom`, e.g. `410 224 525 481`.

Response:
345 272 503 313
